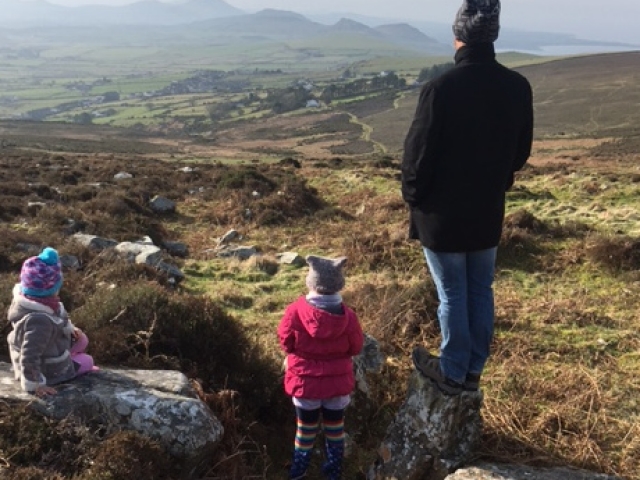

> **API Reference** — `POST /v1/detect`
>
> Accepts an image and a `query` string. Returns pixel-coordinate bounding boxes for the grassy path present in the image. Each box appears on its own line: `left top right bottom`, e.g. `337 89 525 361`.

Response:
346 112 388 154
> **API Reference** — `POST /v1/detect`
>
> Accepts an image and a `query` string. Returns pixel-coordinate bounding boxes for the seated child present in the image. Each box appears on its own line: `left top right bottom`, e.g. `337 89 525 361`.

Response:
7 247 97 397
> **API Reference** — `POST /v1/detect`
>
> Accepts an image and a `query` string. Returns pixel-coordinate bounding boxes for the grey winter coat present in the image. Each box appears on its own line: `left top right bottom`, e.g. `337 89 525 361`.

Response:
7 284 77 392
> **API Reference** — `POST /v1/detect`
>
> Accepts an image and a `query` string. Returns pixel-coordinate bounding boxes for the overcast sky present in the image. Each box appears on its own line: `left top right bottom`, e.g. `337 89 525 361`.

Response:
19 0 640 44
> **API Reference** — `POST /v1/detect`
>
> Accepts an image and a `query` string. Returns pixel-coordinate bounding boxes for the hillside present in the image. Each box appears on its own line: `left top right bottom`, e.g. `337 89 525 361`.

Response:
518 51 640 138
365 51 640 151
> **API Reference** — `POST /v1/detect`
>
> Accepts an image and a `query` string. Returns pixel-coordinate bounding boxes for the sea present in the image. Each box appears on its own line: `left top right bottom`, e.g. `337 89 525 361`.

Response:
498 45 640 56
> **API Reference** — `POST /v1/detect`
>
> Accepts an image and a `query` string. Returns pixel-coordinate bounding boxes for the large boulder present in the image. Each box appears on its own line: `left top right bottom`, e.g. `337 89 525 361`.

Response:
446 464 622 480
368 371 483 480
0 362 223 461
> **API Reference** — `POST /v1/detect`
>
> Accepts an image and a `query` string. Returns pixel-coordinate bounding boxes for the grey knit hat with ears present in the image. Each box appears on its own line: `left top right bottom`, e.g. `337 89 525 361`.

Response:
305 255 347 294
453 0 501 45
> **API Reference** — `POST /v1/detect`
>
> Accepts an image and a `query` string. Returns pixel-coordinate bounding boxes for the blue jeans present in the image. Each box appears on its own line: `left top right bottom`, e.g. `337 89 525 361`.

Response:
423 247 498 384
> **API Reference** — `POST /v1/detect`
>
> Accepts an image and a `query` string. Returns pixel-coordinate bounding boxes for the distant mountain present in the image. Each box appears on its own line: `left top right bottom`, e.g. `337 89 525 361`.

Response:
188 11 451 54
187 9 325 39
308 13 636 55
329 18 381 36
0 0 243 27
3 2 631 56
375 24 450 55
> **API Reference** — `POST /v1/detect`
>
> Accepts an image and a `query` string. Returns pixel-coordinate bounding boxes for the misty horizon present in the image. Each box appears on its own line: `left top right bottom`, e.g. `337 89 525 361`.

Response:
10 0 640 45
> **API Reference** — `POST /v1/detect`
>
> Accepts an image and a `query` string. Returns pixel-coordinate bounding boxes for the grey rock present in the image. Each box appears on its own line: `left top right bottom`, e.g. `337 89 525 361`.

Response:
72 233 118 250
217 246 257 261
446 464 622 480
0 362 223 460
217 229 240 245
27 201 47 215
149 195 176 214
179 166 196 173
276 252 306 267
353 334 385 395
368 371 482 480
348 334 386 441
163 241 189 258
138 235 155 245
63 218 86 235
60 255 81 271
114 171 133 180
115 242 163 266
157 261 185 282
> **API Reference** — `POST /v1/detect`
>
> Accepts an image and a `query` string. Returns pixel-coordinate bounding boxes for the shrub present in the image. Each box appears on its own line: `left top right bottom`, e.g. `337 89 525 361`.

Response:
587 235 640 272
0 403 97 476
73 284 279 412
345 281 439 349
79 431 174 480
217 167 275 191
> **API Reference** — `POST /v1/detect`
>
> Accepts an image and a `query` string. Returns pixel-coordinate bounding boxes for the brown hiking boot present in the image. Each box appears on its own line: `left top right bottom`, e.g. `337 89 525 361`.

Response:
412 346 463 395
463 372 481 392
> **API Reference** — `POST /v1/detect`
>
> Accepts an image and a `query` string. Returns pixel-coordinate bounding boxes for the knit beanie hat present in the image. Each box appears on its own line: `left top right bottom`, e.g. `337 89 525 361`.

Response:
305 255 347 295
452 0 501 45
20 247 63 297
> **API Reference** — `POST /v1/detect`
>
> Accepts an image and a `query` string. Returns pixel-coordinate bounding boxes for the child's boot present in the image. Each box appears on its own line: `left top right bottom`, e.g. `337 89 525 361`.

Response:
322 441 344 480
290 449 312 479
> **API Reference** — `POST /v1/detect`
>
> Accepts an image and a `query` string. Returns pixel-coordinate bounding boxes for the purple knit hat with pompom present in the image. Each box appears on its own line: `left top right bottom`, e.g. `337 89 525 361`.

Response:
20 247 63 297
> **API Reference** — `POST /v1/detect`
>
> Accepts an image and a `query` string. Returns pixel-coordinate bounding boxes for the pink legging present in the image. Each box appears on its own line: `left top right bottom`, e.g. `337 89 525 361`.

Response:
70 332 97 375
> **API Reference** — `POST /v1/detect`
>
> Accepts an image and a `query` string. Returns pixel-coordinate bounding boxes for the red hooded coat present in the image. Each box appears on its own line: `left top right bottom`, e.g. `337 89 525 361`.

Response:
278 296 364 399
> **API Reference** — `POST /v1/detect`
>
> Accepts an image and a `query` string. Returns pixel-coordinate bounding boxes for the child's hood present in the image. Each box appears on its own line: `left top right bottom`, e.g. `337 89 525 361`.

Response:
295 298 350 339
8 284 65 325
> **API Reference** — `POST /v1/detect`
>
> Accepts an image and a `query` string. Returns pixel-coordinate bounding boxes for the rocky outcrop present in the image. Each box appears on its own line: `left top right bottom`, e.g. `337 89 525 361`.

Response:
0 362 223 461
446 463 622 480
70 234 185 282
368 371 483 480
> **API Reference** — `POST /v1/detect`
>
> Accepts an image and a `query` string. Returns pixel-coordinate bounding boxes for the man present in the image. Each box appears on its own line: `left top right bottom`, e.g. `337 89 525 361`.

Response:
402 0 533 395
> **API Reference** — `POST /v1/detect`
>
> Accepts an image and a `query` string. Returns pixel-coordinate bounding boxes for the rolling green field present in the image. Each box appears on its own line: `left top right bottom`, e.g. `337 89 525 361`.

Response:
0 33 552 130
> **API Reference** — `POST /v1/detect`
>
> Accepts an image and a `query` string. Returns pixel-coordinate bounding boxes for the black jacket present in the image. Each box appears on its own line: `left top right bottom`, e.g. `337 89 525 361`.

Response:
401 43 533 252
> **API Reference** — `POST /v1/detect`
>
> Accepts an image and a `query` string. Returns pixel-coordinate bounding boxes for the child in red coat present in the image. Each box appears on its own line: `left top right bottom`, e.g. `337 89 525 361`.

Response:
278 255 364 480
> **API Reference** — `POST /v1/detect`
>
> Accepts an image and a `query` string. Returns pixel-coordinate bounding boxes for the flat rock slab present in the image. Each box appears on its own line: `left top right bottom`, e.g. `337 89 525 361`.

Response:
447 464 623 480
0 362 223 460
